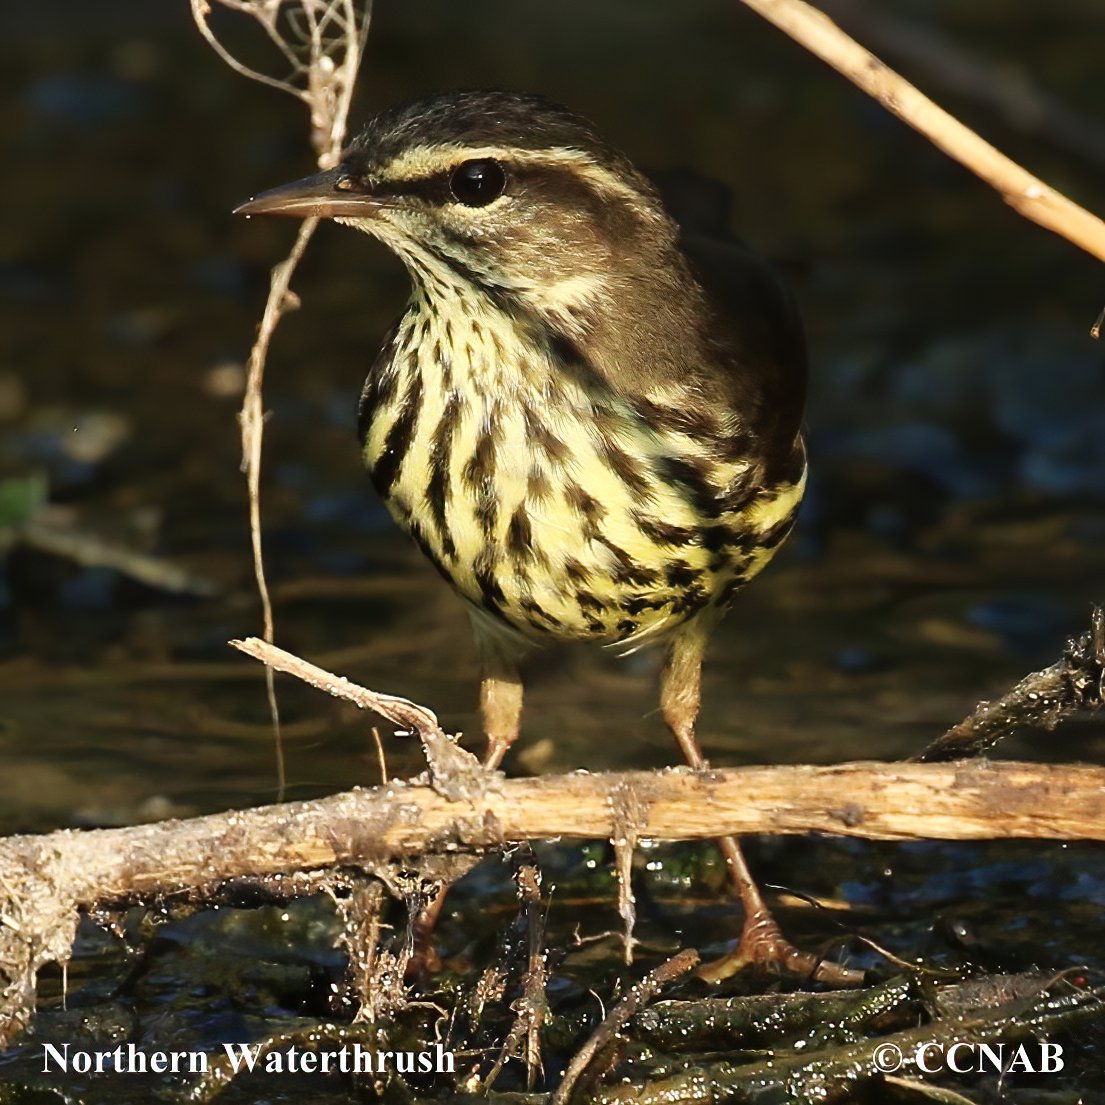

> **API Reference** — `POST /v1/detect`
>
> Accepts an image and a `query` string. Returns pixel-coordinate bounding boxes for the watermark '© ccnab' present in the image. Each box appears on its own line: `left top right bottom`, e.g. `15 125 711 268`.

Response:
871 1040 1064 1075
42 1042 456 1076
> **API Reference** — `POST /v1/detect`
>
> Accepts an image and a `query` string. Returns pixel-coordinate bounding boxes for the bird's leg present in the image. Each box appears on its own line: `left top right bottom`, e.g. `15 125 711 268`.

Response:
660 624 861 985
477 636 524 771
407 634 522 975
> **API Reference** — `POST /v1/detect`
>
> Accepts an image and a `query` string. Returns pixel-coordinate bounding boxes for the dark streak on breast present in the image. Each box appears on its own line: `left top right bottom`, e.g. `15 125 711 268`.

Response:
426 391 461 559
595 535 660 587
371 372 423 497
634 513 696 547
598 435 652 498
357 324 403 442
565 480 605 538
657 455 719 516
507 506 536 565
523 407 570 465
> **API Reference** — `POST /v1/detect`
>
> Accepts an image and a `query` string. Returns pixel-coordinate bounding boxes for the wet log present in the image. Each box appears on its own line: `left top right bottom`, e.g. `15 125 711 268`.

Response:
3 756 1105 1046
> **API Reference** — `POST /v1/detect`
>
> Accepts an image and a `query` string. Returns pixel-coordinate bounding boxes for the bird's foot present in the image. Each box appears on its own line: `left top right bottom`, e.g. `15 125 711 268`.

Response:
696 907 863 986
404 884 449 980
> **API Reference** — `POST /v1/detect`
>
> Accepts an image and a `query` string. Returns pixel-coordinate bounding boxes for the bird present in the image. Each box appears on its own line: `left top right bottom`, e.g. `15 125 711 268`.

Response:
237 89 854 983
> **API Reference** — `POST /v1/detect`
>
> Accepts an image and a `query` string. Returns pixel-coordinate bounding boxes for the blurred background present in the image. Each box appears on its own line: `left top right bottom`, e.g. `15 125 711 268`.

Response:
3 2 1105 1097
1 3 1103 838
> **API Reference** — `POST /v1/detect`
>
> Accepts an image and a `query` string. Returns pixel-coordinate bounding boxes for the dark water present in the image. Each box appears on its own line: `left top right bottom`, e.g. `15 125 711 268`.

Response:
2 1 1104 1101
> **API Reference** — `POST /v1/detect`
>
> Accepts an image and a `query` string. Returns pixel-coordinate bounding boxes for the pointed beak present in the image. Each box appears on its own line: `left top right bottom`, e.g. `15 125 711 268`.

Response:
234 168 385 219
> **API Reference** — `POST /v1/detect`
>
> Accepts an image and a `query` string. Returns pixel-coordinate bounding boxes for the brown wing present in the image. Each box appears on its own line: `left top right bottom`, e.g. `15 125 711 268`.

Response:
653 170 808 462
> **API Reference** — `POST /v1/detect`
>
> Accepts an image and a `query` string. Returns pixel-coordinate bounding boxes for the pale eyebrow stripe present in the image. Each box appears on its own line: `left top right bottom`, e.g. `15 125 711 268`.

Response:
375 144 661 216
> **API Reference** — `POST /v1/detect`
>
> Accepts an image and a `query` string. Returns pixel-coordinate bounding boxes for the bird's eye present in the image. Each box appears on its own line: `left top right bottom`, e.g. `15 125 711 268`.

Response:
449 159 507 207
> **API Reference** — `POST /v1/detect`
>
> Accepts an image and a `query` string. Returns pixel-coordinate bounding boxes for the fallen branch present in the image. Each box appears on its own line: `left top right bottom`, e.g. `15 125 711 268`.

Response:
6 762 1105 893
4 625 1101 1049
3 757 1105 1046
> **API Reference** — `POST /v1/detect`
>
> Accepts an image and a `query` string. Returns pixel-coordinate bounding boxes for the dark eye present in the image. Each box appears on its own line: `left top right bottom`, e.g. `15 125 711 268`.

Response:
449 159 507 207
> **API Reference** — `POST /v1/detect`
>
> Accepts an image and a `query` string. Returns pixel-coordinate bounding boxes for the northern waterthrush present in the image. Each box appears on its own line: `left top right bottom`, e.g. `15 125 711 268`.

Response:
238 90 850 982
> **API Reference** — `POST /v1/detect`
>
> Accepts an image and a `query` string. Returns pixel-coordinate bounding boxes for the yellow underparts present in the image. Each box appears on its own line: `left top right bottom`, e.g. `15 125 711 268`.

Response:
362 284 804 648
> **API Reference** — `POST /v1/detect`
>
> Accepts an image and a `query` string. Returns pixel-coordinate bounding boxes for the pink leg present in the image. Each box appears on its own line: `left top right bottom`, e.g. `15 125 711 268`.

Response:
476 630 523 770
661 621 861 985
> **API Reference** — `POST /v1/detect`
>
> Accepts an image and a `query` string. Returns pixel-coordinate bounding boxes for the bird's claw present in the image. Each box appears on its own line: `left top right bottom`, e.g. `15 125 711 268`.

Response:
696 909 864 987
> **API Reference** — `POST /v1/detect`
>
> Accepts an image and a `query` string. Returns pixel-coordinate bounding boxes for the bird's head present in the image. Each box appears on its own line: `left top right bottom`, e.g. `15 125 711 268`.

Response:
236 90 680 338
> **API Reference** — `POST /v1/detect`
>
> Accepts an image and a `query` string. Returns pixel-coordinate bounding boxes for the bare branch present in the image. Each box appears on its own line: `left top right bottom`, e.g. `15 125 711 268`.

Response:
737 0 1105 264
231 636 484 797
915 606 1104 762
190 0 306 100
552 949 700 1105
820 0 1105 172
189 0 374 797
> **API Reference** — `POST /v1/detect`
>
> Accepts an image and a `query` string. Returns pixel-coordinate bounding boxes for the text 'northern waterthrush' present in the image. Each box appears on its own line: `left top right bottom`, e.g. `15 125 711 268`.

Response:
237 90 852 983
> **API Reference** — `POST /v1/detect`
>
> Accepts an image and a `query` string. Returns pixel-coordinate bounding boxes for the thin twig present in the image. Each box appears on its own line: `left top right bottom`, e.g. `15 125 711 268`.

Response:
190 0 304 99
820 0 1105 172
190 0 374 799
551 949 699 1105
370 726 388 785
230 636 485 797
914 606 1104 762
241 220 317 799
737 0 1105 265
232 636 441 735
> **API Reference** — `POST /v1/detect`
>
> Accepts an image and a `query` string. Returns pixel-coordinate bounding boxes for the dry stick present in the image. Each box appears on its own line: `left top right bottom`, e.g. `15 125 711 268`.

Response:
737 0 1105 266
240 221 318 800
235 636 441 734
191 0 372 799
7 763 1105 899
550 948 700 1105
191 0 372 165
820 0 1105 171
914 606 1104 763
231 636 484 797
